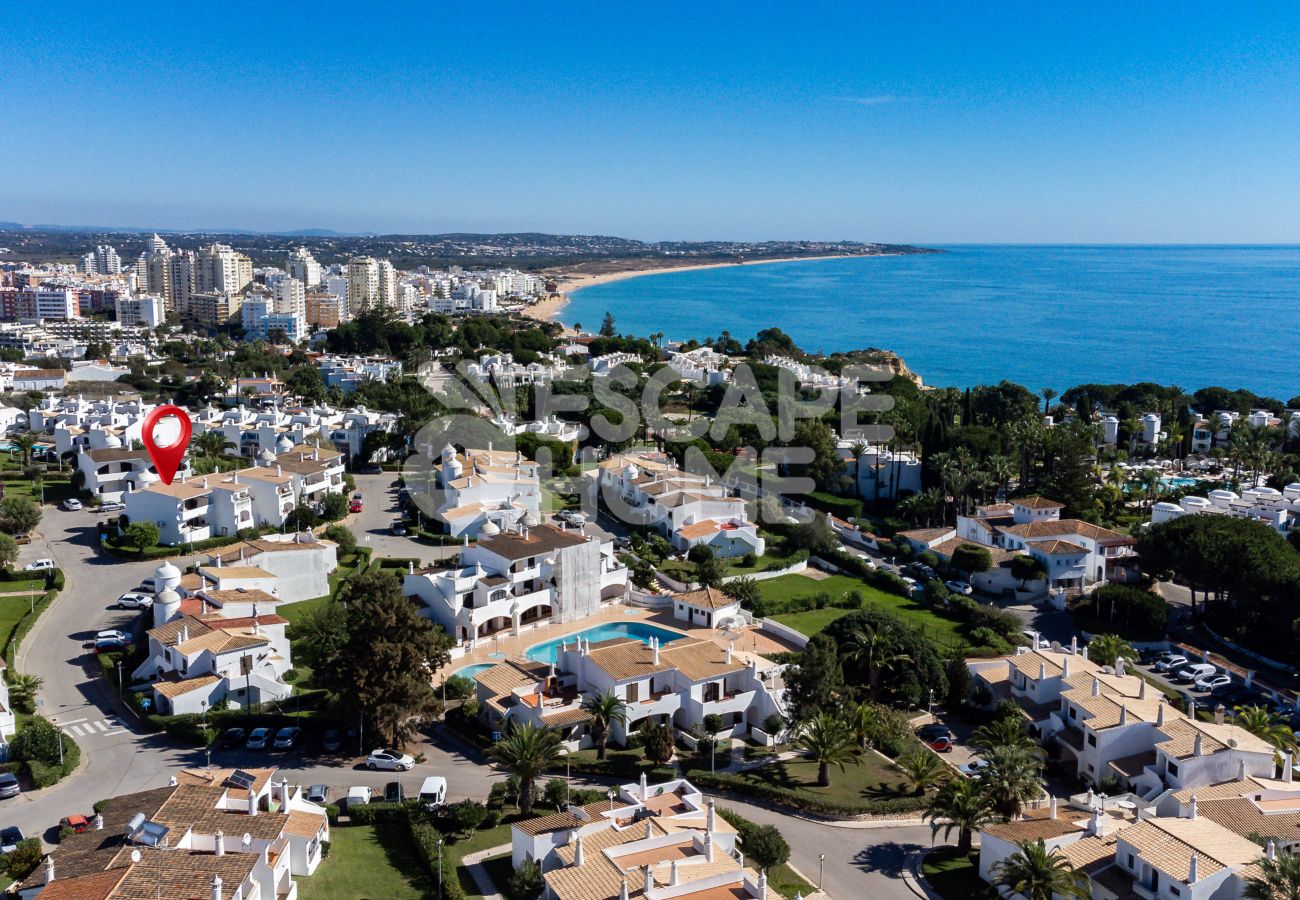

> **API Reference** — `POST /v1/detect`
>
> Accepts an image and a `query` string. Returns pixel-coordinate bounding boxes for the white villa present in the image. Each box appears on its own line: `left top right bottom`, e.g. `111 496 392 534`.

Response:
1151 484 1300 535
430 444 542 538
597 452 765 559
405 523 628 644
837 441 922 500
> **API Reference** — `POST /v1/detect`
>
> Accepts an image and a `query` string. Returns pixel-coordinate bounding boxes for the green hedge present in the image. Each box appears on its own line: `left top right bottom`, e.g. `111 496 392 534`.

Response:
685 769 928 818
2 569 62 666
798 491 864 520
347 801 410 825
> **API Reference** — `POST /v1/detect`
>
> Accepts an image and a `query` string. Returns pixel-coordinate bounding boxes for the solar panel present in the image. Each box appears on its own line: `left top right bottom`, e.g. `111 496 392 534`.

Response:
228 769 256 790
137 820 170 848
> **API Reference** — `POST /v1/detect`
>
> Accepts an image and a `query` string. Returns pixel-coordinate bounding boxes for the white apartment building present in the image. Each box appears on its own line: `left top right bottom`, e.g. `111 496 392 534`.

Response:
346 256 397 312
839 441 922 500
115 293 166 327
763 355 856 391
286 247 322 286
667 347 732 386
429 444 542 538
193 243 253 296
17 286 79 320
1151 484 1300 535
317 354 402 392
589 352 641 376
0 659 16 740
75 442 186 501
466 351 567 386
490 414 586 443
327 405 398 461
405 523 627 643
80 244 122 275
597 452 764 558
240 295 306 343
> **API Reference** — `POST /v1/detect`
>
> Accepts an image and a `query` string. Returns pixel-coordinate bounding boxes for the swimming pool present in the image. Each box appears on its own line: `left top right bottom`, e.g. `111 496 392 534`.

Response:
1160 477 1199 489
525 622 686 665
454 663 495 680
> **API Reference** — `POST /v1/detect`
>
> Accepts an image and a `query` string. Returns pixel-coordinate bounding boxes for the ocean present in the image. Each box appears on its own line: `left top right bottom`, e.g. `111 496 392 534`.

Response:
559 245 1300 399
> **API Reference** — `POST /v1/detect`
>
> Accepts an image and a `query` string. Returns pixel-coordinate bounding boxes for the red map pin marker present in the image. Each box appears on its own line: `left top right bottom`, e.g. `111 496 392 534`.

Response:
141 404 193 485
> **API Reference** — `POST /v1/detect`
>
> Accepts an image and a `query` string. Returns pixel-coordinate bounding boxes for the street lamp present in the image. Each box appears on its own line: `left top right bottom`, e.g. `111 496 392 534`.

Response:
437 836 444 899
819 853 825 890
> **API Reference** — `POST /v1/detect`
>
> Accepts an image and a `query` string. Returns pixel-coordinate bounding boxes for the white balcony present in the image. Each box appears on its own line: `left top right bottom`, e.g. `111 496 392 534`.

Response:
701 689 756 718
627 690 682 722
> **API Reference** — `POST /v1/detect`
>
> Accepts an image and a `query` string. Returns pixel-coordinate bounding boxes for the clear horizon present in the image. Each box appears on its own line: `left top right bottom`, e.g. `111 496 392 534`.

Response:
4 2 1299 243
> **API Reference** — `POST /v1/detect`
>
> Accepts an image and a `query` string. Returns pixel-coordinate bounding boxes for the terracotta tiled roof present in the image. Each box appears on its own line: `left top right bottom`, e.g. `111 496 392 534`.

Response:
1028 538 1089 556
34 867 129 900
512 801 611 835
673 587 737 611
152 674 221 699
1013 496 1066 509
660 639 745 682
982 808 1090 842
1198 796 1300 846
283 809 329 838
1118 816 1261 879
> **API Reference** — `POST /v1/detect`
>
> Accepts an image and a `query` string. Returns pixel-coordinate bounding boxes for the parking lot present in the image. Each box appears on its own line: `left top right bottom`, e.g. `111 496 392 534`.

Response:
1133 649 1300 728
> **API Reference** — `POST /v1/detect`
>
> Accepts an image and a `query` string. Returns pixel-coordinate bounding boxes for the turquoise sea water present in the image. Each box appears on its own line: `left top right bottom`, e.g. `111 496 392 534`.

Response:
524 622 685 665
560 245 1300 398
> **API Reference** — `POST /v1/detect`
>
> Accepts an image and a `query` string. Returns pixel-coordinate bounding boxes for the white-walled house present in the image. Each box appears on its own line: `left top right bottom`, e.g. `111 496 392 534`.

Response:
838 442 922 500
0 659 16 741
1151 484 1300 535
404 523 627 643
197 534 339 603
430 445 542 538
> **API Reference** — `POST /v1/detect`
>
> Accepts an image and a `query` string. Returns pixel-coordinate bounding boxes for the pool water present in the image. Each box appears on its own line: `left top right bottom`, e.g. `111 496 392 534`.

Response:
454 663 495 680
526 622 685 665
1160 477 1199 489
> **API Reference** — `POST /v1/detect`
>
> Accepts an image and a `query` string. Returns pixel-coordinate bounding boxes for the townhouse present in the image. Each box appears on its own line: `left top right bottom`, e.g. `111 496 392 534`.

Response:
18 766 329 899
429 444 542 538
404 523 627 643
597 452 764 559
472 633 786 747
1151 484 1300 536
133 586 293 715
968 645 1277 798
76 442 186 502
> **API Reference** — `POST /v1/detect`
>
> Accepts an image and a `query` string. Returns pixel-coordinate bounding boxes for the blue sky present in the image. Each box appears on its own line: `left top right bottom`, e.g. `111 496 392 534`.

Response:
2 2 1299 242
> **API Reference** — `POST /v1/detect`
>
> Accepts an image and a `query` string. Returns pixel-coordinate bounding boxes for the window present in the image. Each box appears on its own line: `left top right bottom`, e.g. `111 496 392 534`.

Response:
626 683 639 703
1069 707 1078 720
1087 733 1097 747
1127 854 1135 870
1167 762 1178 777
1169 886 1180 897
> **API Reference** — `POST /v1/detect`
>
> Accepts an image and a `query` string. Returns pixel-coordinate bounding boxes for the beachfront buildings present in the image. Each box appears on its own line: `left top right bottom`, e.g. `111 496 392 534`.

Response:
471 630 787 748
17 765 330 899
666 347 732 386
429 444 542 538
899 495 1138 594
508 776 775 900
404 523 628 643
1151 483 1300 535
596 451 765 559
968 644 1277 796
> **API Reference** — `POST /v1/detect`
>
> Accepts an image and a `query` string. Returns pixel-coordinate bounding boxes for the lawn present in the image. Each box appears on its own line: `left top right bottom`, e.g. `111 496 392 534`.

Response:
478 853 515 899
771 606 855 637
299 824 433 900
921 847 994 900
0 589 46 658
757 573 966 648
443 819 516 897
727 752 915 805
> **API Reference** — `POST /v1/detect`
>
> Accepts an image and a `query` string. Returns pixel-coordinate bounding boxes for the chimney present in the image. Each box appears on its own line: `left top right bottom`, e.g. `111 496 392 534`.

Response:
1070 636 1078 654
1239 759 1248 781
1088 806 1105 836
281 776 291 813
644 820 653 840
619 878 630 900
640 772 648 801
670 861 680 886
726 644 733 664
705 831 715 862
1039 661 1047 681
1188 795 1198 819
276 464 281 476
1193 733 1203 757
1082 646 1089 661
1115 657 1126 678
652 639 660 665
1049 796 1058 819
215 829 226 856
408 561 414 575
94 813 103 830
1091 676 1101 697
1188 700 1197 721
643 865 654 894
1283 752 1294 784
1157 702 1166 726
248 786 258 816
1214 704 1225 725
707 798 716 832
1119 705 1128 726
44 854 54 883
573 833 584 867
1062 657 1071 678
1188 852 1199 885
1139 679 1148 700
757 871 768 900
1267 840 1277 862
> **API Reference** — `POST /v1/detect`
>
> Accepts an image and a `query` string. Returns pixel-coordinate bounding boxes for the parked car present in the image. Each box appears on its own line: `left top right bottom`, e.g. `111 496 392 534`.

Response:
349 498 363 513
419 776 447 811
12 533 31 545
1153 655 1188 673
1142 648 1177 665
0 774 18 800
94 637 130 654
916 724 954 753
391 521 407 536
958 758 990 777
97 629 132 645
24 559 54 571
384 781 405 803
347 786 373 808
115 592 154 610
1173 663 1217 685
557 510 585 527
61 498 83 511
306 785 329 804
321 729 342 753
273 726 302 750
218 728 247 749
246 727 272 750
355 465 382 474
366 748 415 771
1195 673 1232 692
944 580 974 596
0 826 23 853
60 815 90 834
99 500 125 512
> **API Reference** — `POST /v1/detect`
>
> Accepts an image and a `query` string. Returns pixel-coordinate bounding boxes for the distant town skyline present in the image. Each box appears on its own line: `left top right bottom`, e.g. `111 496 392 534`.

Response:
3 2 1299 243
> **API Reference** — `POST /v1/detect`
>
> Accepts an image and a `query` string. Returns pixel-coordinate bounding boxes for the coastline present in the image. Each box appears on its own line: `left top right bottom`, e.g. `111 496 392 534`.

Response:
521 254 883 324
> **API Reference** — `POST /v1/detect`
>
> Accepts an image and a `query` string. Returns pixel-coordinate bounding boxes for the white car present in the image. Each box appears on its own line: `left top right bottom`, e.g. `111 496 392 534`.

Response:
944 580 974 596
61 498 83 511
116 592 154 610
99 500 125 512
366 748 415 771
557 510 585 527
1195 673 1232 692
24 559 54 572
96 629 132 644
1153 655 1187 673
347 786 372 808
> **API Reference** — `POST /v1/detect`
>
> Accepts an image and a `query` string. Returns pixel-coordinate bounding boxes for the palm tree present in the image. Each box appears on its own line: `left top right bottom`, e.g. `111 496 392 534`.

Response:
992 840 1090 900
842 624 912 701
795 713 859 787
11 431 41 468
579 691 627 761
977 744 1045 820
1086 634 1138 669
970 716 1036 753
488 724 566 816
193 431 232 460
847 702 876 752
893 748 948 794
1040 388 1058 416
924 776 996 853
6 672 42 713
1245 850 1300 900
1233 706 1299 753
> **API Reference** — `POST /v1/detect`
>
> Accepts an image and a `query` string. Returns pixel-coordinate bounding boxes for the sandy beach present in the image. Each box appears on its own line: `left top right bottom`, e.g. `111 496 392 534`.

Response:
520 254 869 323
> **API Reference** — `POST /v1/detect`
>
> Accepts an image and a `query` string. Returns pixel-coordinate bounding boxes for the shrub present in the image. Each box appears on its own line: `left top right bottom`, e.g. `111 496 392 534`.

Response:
2 838 43 881
691 770 927 817
1078 585 1169 641
347 801 408 825
323 524 357 556
507 859 545 900
442 674 474 701
453 799 488 837
762 713 786 737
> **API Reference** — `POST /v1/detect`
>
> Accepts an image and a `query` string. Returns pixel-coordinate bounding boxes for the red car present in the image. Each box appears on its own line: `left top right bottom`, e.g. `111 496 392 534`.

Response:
349 499 363 513
60 815 90 834
917 724 954 753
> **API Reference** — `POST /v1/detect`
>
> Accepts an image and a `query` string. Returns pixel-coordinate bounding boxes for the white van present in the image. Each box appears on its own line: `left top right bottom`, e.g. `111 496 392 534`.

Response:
419 776 447 811
346 786 372 809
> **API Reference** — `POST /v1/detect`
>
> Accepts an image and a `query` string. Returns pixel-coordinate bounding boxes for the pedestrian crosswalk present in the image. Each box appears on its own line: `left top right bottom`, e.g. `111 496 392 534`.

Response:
57 716 127 739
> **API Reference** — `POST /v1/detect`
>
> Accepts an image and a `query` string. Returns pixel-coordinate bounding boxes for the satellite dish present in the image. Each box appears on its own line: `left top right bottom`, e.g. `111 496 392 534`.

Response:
130 850 142 864
242 833 252 848
1227 738 1238 748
